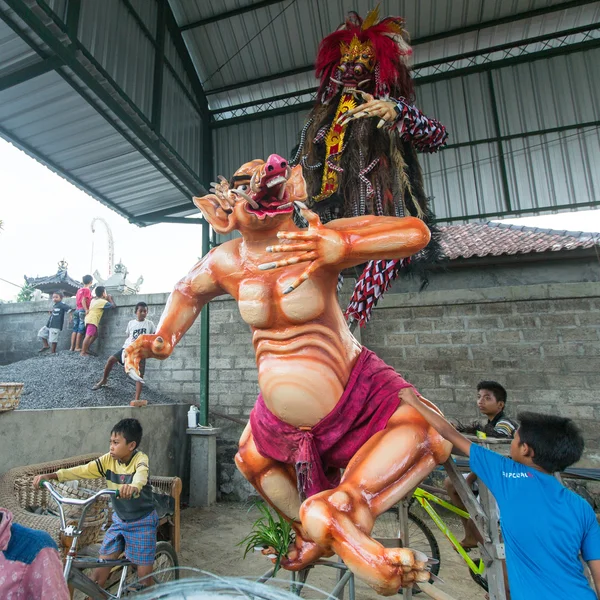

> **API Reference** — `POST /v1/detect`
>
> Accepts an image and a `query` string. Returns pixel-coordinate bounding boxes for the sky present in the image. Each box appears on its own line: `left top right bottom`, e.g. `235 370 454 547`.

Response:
0 138 206 302
1 137 599 302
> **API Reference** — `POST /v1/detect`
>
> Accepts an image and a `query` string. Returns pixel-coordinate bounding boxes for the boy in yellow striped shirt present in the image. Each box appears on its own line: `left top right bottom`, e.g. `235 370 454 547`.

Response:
33 419 157 589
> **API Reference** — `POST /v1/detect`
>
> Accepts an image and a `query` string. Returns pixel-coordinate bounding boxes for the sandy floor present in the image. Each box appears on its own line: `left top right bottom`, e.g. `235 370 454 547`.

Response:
178 502 487 599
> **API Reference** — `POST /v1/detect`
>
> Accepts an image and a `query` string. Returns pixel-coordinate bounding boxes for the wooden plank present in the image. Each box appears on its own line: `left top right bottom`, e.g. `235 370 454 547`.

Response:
418 581 459 600
478 482 507 600
442 459 490 543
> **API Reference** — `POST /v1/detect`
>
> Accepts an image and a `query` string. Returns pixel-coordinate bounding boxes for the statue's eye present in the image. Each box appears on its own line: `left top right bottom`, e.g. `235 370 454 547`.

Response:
235 184 249 192
362 54 369 59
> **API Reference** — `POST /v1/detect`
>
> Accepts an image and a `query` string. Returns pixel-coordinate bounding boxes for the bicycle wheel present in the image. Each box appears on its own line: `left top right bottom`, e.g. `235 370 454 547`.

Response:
153 541 179 583
105 542 179 595
372 509 441 582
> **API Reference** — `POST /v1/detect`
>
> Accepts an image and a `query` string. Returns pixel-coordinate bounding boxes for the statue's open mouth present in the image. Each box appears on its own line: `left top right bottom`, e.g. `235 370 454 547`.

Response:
244 166 294 220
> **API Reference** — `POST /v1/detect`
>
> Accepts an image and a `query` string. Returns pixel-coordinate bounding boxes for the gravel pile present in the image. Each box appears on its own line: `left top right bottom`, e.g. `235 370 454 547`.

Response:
0 352 183 410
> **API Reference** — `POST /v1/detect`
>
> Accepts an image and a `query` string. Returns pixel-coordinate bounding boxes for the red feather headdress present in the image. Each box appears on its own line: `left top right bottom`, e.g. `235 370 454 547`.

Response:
315 8 414 102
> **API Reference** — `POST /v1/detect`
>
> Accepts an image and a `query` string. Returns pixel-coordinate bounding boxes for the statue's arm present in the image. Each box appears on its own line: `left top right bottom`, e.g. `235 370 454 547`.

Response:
259 210 430 294
325 214 431 268
124 249 227 376
155 252 225 352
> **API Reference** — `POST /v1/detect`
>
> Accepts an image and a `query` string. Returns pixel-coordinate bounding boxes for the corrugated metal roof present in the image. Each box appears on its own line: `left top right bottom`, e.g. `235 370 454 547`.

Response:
0 69 190 219
170 0 599 99
0 0 210 224
0 13 39 77
78 0 157 121
2 0 598 227
213 110 305 179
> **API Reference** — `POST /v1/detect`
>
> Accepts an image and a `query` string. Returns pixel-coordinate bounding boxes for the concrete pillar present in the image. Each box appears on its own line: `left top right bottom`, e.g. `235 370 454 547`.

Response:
187 427 220 507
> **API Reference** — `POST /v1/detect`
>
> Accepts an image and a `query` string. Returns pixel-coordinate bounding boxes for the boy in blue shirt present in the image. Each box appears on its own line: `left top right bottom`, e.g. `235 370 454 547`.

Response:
399 387 600 600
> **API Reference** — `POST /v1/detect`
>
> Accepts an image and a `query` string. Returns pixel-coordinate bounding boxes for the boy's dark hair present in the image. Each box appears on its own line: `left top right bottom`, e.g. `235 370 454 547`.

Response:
517 412 584 473
95 285 106 298
112 418 143 448
477 380 507 405
82 274 93 285
52 291 64 299
135 302 148 312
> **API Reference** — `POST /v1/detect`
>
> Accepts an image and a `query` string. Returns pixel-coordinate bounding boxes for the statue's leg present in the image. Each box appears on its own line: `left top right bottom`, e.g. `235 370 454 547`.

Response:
235 423 332 567
298 402 451 596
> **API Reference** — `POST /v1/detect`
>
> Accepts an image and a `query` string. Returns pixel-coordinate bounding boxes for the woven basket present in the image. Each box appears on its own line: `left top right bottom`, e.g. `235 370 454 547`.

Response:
0 382 23 411
16 477 108 550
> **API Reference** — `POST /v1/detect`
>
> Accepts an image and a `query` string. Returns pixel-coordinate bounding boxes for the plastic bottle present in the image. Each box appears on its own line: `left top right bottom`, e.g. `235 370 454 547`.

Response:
187 405 199 428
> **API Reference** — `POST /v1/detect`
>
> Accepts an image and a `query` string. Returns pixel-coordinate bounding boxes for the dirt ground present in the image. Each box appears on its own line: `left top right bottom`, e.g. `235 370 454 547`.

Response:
178 502 487 599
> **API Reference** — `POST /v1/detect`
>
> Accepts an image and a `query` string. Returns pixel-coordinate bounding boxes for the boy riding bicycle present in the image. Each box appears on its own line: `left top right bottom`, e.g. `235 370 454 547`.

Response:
33 419 158 589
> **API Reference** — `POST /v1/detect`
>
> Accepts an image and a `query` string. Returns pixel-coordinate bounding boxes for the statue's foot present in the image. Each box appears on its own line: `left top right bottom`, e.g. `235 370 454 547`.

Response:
362 547 430 596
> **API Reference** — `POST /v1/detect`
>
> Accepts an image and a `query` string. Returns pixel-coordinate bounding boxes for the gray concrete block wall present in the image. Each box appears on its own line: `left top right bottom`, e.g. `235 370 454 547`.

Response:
362 282 600 466
2 281 600 483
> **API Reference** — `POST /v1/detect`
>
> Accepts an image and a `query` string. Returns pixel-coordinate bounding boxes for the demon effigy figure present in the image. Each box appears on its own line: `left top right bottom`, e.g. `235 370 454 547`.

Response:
125 155 452 595
292 8 447 325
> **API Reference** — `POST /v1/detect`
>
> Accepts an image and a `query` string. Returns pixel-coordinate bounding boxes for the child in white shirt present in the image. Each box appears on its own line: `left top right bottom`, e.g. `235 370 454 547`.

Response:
92 302 156 406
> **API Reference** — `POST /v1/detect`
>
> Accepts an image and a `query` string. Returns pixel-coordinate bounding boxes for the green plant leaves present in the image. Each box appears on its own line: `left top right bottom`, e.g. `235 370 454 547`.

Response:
238 501 295 575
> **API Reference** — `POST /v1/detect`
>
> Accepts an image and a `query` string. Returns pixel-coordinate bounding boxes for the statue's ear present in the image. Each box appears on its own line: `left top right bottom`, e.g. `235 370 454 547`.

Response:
193 195 237 234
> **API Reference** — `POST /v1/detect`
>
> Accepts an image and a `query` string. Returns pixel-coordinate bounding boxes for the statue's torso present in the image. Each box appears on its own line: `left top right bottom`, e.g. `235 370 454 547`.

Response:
219 247 361 427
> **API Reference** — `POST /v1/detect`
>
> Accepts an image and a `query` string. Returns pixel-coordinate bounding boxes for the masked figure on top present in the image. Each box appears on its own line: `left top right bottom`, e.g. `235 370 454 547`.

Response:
292 8 448 325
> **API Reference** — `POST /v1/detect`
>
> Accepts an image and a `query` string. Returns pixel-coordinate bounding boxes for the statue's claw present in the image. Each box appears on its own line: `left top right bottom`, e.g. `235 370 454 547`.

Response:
126 368 145 384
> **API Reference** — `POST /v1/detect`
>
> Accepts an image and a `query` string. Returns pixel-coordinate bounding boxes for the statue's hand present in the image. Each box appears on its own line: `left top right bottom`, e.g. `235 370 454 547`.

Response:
208 175 236 212
337 90 397 129
258 204 347 294
124 334 170 383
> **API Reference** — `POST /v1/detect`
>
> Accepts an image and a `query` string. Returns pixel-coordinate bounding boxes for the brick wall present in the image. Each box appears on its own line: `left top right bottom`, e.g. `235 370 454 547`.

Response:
362 282 600 466
2 281 599 490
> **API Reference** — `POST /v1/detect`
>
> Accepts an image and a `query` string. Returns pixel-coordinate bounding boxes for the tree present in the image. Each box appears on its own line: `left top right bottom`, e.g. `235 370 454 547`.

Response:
17 282 35 302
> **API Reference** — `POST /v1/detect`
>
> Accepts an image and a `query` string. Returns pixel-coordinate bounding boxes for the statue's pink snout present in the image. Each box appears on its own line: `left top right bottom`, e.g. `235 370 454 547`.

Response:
265 154 288 177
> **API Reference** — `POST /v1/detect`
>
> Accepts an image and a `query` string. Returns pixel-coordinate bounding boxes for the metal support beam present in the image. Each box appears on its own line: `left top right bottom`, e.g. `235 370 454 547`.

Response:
436 200 600 224
180 0 285 32
211 86 317 116
164 1 214 188
414 23 600 74
134 204 197 221
441 119 600 150
164 3 210 118
211 36 600 125
65 0 80 41
199 219 211 426
211 101 313 128
0 56 62 92
151 0 166 131
136 216 204 225
487 71 512 213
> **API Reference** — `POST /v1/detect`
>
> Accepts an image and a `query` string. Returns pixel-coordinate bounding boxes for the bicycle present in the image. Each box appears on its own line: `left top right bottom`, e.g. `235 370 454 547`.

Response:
41 480 179 599
372 485 488 592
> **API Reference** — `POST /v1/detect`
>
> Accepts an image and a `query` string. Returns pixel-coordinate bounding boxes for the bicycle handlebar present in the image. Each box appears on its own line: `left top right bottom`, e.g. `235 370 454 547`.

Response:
40 480 119 503
40 480 118 534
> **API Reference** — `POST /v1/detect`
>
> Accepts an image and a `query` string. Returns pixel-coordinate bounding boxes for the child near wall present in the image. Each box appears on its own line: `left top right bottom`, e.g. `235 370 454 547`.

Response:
81 286 116 356
70 274 93 352
92 302 156 407
38 292 72 354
